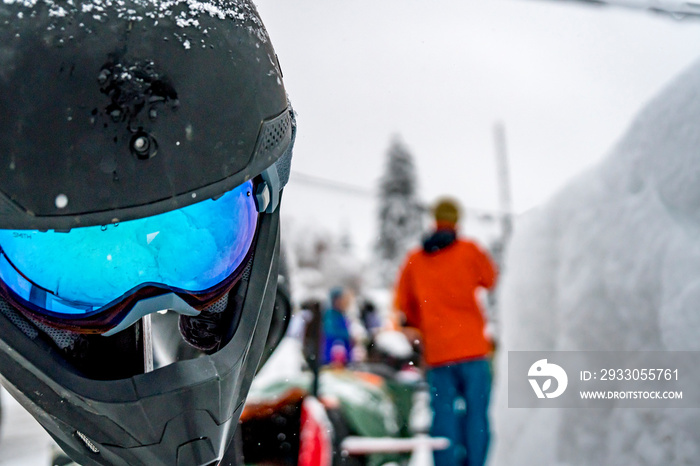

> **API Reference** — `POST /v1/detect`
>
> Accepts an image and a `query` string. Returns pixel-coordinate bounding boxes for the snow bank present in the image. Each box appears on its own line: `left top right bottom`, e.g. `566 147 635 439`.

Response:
492 57 700 465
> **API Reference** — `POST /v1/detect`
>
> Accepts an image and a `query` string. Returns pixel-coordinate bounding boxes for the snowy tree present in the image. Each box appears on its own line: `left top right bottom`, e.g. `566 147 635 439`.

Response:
374 136 423 287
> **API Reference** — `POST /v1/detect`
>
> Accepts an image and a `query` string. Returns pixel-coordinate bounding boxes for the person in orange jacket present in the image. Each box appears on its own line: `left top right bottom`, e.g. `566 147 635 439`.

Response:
394 197 497 466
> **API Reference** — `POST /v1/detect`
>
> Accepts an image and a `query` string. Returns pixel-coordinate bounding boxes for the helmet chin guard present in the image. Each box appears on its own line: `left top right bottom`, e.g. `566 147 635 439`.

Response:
0 208 282 466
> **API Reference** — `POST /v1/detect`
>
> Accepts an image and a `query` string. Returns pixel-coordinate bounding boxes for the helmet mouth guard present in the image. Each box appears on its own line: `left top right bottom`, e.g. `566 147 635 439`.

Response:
0 207 283 466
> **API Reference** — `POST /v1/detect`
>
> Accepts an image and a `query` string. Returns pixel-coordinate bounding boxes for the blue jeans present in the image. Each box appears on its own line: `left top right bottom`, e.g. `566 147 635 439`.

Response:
427 358 491 466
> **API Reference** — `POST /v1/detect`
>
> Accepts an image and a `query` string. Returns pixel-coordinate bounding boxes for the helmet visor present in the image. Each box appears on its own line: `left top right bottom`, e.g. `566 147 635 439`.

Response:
0 180 257 324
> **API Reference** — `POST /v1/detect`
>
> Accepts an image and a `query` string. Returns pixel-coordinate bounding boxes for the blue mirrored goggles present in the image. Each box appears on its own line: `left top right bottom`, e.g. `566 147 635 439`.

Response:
0 180 258 335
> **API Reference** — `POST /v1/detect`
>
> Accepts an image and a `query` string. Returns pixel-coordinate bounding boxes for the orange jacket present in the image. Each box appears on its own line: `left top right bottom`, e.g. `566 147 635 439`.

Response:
394 237 497 367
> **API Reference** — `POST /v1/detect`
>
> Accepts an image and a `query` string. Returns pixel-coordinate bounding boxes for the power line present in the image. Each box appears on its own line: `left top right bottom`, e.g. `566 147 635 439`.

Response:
289 171 375 197
539 0 700 19
288 170 510 220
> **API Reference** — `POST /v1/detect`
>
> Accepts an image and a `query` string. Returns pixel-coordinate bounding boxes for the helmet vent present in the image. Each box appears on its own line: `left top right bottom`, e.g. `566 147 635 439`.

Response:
76 431 100 454
258 111 292 156
273 108 296 188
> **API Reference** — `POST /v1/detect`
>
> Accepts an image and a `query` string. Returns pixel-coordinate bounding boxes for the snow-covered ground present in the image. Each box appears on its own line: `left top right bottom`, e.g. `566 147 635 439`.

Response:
492 58 700 465
0 388 54 465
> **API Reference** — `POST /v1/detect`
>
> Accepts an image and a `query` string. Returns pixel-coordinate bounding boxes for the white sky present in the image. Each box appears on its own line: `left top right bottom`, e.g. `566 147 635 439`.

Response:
254 0 700 258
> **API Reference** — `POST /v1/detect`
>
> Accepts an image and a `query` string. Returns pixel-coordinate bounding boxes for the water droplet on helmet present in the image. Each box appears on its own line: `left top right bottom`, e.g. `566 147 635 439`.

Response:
98 69 110 84
130 132 157 160
133 136 148 152
55 194 68 209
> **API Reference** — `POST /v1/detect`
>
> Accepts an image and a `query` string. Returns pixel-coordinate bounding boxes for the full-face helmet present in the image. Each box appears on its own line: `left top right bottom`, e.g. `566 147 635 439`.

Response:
0 0 295 464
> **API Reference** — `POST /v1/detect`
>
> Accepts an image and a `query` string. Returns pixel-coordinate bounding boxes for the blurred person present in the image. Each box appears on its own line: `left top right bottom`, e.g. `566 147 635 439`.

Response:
321 287 353 367
360 299 383 338
299 298 323 396
394 197 498 466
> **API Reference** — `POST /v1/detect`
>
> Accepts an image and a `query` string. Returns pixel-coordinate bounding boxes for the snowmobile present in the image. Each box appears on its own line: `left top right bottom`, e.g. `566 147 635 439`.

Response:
236 317 447 466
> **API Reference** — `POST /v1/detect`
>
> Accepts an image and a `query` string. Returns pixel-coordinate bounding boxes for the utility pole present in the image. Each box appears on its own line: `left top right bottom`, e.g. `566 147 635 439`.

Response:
494 121 513 246
487 121 513 335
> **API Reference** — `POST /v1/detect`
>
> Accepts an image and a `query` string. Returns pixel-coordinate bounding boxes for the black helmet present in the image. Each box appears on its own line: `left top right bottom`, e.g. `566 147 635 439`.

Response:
0 0 294 464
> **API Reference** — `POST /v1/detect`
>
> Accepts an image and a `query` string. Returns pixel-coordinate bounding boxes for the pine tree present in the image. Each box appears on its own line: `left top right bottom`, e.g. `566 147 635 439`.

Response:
375 136 423 286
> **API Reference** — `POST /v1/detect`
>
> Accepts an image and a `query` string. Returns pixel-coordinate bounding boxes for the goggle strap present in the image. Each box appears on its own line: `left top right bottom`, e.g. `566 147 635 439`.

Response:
102 293 199 337
256 165 280 214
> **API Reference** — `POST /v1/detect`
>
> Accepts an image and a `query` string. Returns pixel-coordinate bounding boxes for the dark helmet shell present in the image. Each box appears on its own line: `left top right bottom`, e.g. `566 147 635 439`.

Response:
0 0 290 230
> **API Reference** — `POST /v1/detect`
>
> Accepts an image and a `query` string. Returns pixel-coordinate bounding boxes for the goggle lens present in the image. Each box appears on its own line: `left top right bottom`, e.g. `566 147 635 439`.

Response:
0 180 257 323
